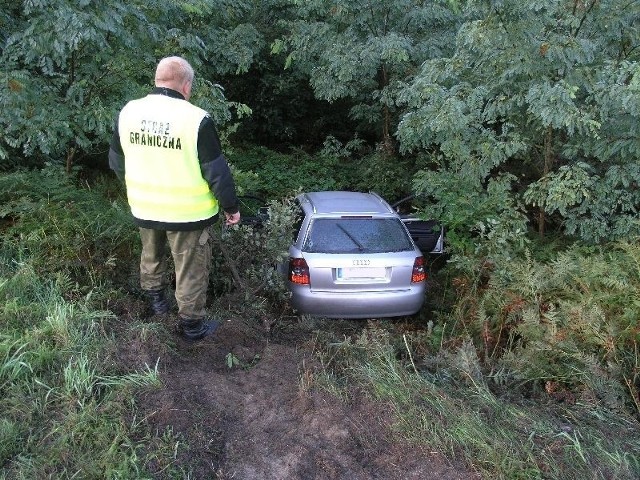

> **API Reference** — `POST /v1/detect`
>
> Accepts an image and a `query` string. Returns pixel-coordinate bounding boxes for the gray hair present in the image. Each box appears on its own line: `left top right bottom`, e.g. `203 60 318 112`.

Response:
155 56 194 86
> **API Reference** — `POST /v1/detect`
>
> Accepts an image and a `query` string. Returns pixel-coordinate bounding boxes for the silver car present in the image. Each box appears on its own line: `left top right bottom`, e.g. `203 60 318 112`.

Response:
286 191 434 319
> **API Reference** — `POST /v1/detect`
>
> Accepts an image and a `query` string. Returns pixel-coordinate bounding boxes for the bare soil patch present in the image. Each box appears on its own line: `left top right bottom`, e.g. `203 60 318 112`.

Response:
114 297 478 479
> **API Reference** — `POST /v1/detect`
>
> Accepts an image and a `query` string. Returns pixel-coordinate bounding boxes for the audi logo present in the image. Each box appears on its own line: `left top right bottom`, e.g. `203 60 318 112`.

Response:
352 259 370 266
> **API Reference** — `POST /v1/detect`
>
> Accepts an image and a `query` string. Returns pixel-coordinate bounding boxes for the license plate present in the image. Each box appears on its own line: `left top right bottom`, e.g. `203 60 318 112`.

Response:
337 267 386 279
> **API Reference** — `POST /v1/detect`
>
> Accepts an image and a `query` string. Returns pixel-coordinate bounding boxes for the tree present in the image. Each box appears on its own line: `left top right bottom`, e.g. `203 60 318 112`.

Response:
0 0 253 171
398 0 640 244
274 0 460 151
162 0 290 146
0 1 166 169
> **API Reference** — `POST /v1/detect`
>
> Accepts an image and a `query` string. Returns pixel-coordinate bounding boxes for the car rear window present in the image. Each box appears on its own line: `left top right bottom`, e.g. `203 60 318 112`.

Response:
302 217 414 253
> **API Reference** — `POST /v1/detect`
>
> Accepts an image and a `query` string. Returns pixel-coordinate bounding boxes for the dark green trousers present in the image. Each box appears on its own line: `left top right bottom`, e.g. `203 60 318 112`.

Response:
139 226 213 319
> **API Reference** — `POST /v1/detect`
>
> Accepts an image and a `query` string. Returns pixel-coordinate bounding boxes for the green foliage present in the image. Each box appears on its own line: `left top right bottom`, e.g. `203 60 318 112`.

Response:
0 173 176 475
312 322 640 479
228 145 347 199
350 151 414 201
0 0 164 167
397 0 640 244
276 0 460 145
526 161 640 243
228 143 420 202
208 195 300 321
413 167 529 256
0 253 160 477
0 166 138 286
161 0 269 76
2 4 636 476
441 240 640 416
316 135 419 200
0 0 254 170
1 1 637 249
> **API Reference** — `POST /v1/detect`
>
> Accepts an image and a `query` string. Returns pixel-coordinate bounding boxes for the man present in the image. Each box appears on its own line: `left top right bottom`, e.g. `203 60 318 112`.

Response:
109 56 240 341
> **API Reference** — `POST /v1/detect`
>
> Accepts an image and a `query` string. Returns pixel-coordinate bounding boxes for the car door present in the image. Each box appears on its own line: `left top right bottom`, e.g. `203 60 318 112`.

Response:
399 217 444 254
391 195 445 254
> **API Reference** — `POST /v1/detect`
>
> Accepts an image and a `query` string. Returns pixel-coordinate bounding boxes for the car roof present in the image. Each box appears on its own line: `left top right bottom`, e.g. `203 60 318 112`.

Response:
298 191 396 215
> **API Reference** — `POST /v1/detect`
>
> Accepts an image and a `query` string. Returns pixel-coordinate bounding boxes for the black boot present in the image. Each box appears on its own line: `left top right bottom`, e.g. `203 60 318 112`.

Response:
177 316 220 341
144 289 169 315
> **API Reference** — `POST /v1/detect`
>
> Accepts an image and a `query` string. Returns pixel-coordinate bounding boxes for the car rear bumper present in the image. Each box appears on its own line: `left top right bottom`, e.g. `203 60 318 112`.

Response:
289 284 426 319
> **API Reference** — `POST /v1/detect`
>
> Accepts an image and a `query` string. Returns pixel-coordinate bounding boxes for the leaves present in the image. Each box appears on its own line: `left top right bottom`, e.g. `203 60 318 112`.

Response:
444 239 640 414
524 163 595 215
0 1 163 166
276 0 460 141
397 0 640 244
525 162 640 242
0 0 258 168
1 0 638 246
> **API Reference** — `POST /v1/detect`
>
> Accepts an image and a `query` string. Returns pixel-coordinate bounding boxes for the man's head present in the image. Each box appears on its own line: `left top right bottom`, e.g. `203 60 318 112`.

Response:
155 56 194 100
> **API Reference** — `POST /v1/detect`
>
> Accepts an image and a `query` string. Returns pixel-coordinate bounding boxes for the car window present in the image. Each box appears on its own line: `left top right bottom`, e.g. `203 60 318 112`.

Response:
303 218 414 253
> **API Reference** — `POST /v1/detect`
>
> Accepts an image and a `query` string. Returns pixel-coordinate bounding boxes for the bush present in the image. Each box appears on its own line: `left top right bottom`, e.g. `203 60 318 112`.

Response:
0 166 139 287
228 143 425 204
228 145 346 199
207 195 301 321
437 240 640 415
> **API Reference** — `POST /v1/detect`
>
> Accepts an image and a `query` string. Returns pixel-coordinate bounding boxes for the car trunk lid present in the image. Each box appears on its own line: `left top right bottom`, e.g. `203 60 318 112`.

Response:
302 252 415 292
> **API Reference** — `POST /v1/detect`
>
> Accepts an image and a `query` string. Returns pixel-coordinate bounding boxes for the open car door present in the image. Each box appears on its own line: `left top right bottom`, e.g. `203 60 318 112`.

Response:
399 216 444 254
391 195 445 255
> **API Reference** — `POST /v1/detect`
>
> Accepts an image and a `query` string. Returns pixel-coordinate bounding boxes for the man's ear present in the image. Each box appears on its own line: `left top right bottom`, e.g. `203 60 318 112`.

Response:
183 80 193 100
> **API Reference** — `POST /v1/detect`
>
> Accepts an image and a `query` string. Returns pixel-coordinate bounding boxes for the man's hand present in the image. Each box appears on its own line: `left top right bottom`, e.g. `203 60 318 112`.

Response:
224 211 241 225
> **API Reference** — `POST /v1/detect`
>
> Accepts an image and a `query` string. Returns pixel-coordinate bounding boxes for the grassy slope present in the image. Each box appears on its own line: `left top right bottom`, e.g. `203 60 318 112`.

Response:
1 165 639 479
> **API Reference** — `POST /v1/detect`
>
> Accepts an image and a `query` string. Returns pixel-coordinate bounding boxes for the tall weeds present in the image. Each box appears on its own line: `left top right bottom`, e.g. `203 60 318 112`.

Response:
446 242 640 415
315 324 640 479
0 166 138 287
0 246 163 477
0 167 177 477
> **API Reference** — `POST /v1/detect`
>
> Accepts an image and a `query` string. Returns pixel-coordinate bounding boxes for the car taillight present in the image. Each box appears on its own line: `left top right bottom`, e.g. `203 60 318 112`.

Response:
411 256 426 283
289 257 310 285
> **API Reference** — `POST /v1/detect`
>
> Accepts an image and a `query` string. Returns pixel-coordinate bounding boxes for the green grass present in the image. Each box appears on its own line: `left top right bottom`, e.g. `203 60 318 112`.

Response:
0 166 196 478
312 324 640 479
0 246 171 479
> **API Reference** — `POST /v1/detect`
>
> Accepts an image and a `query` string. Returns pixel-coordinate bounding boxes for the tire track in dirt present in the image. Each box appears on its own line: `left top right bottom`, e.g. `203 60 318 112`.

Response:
130 317 478 479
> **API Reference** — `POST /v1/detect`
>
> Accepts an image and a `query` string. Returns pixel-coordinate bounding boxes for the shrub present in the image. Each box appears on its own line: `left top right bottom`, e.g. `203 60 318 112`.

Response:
228 145 346 199
0 165 139 287
438 240 640 415
208 195 301 321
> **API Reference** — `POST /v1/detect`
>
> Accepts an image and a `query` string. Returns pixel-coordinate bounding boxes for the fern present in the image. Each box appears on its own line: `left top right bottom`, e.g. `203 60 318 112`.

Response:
441 238 640 415
1 166 137 286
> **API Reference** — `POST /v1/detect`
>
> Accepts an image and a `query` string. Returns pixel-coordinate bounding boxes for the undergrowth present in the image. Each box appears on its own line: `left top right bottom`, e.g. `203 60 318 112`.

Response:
207 194 300 325
227 144 416 201
0 242 169 478
308 236 640 478
312 324 640 479
2 163 639 478
308 234 640 478
0 166 208 477
0 165 139 287
443 241 640 416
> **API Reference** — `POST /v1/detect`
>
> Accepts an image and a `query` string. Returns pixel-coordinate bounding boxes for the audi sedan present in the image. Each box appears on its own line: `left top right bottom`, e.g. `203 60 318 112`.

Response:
285 191 439 319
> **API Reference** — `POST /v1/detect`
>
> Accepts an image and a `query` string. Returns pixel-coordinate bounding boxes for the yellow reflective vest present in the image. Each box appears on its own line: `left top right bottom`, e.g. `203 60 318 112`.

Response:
119 94 219 224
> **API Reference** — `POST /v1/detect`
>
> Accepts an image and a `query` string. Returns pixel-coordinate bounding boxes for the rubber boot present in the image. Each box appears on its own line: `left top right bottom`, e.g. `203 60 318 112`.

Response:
144 288 169 315
177 316 220 341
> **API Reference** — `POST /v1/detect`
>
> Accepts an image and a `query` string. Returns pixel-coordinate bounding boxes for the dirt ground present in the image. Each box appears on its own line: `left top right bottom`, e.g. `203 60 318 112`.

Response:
113 295 479 480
